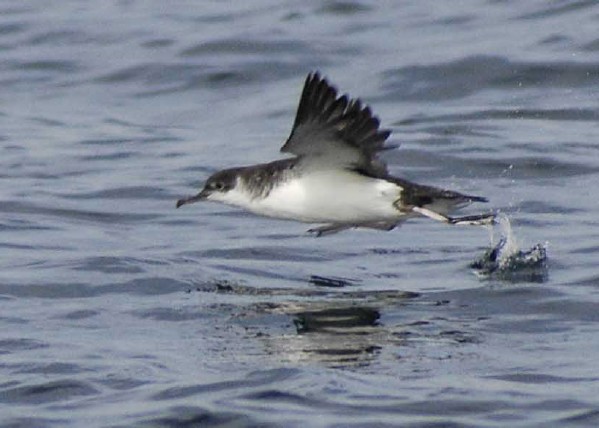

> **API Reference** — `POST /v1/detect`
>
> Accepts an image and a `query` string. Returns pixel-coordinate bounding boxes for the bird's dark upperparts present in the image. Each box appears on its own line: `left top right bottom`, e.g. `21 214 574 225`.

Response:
176 72 495 236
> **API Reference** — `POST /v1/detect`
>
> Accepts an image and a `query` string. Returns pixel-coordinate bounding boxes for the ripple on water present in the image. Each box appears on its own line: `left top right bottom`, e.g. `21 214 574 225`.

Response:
133 406 262 428
58 186 169 201
151 367 300 402
72 256 165 274
382 56 599 101
0 278 189 299
1 201 159 224
0 338 48 355
397 108 599 126
0 379 98 405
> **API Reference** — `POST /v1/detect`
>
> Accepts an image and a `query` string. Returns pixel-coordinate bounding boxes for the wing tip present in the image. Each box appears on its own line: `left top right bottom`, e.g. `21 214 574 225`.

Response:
288 71 392 146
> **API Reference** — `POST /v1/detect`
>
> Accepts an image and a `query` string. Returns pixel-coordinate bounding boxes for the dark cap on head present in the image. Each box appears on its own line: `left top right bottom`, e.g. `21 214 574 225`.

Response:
176 168 238 208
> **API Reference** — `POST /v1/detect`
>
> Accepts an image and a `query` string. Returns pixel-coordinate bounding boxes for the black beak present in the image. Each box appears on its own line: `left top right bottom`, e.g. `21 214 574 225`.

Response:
176 189 209 208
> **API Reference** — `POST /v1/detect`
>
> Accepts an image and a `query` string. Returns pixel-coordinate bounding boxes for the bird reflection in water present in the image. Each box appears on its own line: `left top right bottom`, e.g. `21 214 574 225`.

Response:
261 276 417 368
292 306 382 367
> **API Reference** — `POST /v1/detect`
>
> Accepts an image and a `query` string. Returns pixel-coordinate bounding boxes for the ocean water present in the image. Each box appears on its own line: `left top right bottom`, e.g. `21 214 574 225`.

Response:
1 1 599 426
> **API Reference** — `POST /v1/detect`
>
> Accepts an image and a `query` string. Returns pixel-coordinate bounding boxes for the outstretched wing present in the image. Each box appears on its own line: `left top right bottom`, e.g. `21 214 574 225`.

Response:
280 72 392 176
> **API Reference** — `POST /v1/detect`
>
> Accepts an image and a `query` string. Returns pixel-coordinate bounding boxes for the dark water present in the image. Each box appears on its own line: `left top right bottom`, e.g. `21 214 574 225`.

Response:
2 1 599 426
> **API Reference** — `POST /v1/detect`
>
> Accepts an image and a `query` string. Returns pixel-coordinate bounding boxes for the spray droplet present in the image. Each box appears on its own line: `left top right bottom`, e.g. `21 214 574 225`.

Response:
471 214 548 282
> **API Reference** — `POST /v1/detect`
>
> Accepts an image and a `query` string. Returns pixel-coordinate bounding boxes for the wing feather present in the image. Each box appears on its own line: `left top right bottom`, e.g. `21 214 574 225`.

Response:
280 72 393 176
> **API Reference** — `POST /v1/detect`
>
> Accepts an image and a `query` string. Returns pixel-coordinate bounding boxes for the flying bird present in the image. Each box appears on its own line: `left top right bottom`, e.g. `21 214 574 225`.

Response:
176 72 495 236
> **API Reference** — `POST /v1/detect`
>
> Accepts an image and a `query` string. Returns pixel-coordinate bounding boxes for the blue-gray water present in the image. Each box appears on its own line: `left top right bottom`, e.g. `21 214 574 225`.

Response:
2 1 599 427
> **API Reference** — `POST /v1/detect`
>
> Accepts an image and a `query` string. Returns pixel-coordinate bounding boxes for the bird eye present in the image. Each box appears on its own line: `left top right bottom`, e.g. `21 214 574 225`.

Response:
213 182 224 190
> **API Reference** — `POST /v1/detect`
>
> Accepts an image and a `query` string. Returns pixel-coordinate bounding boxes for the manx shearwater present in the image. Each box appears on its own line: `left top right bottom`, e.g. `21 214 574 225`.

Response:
176 72 495 236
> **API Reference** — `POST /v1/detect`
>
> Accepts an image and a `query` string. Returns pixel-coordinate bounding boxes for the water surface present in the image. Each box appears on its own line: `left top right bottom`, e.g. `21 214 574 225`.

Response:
1 1 599 426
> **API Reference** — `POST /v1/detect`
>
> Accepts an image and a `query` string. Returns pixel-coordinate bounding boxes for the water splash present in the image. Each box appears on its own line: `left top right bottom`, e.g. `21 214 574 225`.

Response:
471 214 548 282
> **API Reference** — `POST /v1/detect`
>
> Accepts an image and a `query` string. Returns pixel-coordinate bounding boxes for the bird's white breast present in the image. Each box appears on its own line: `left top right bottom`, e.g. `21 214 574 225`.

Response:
230 170 403 223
